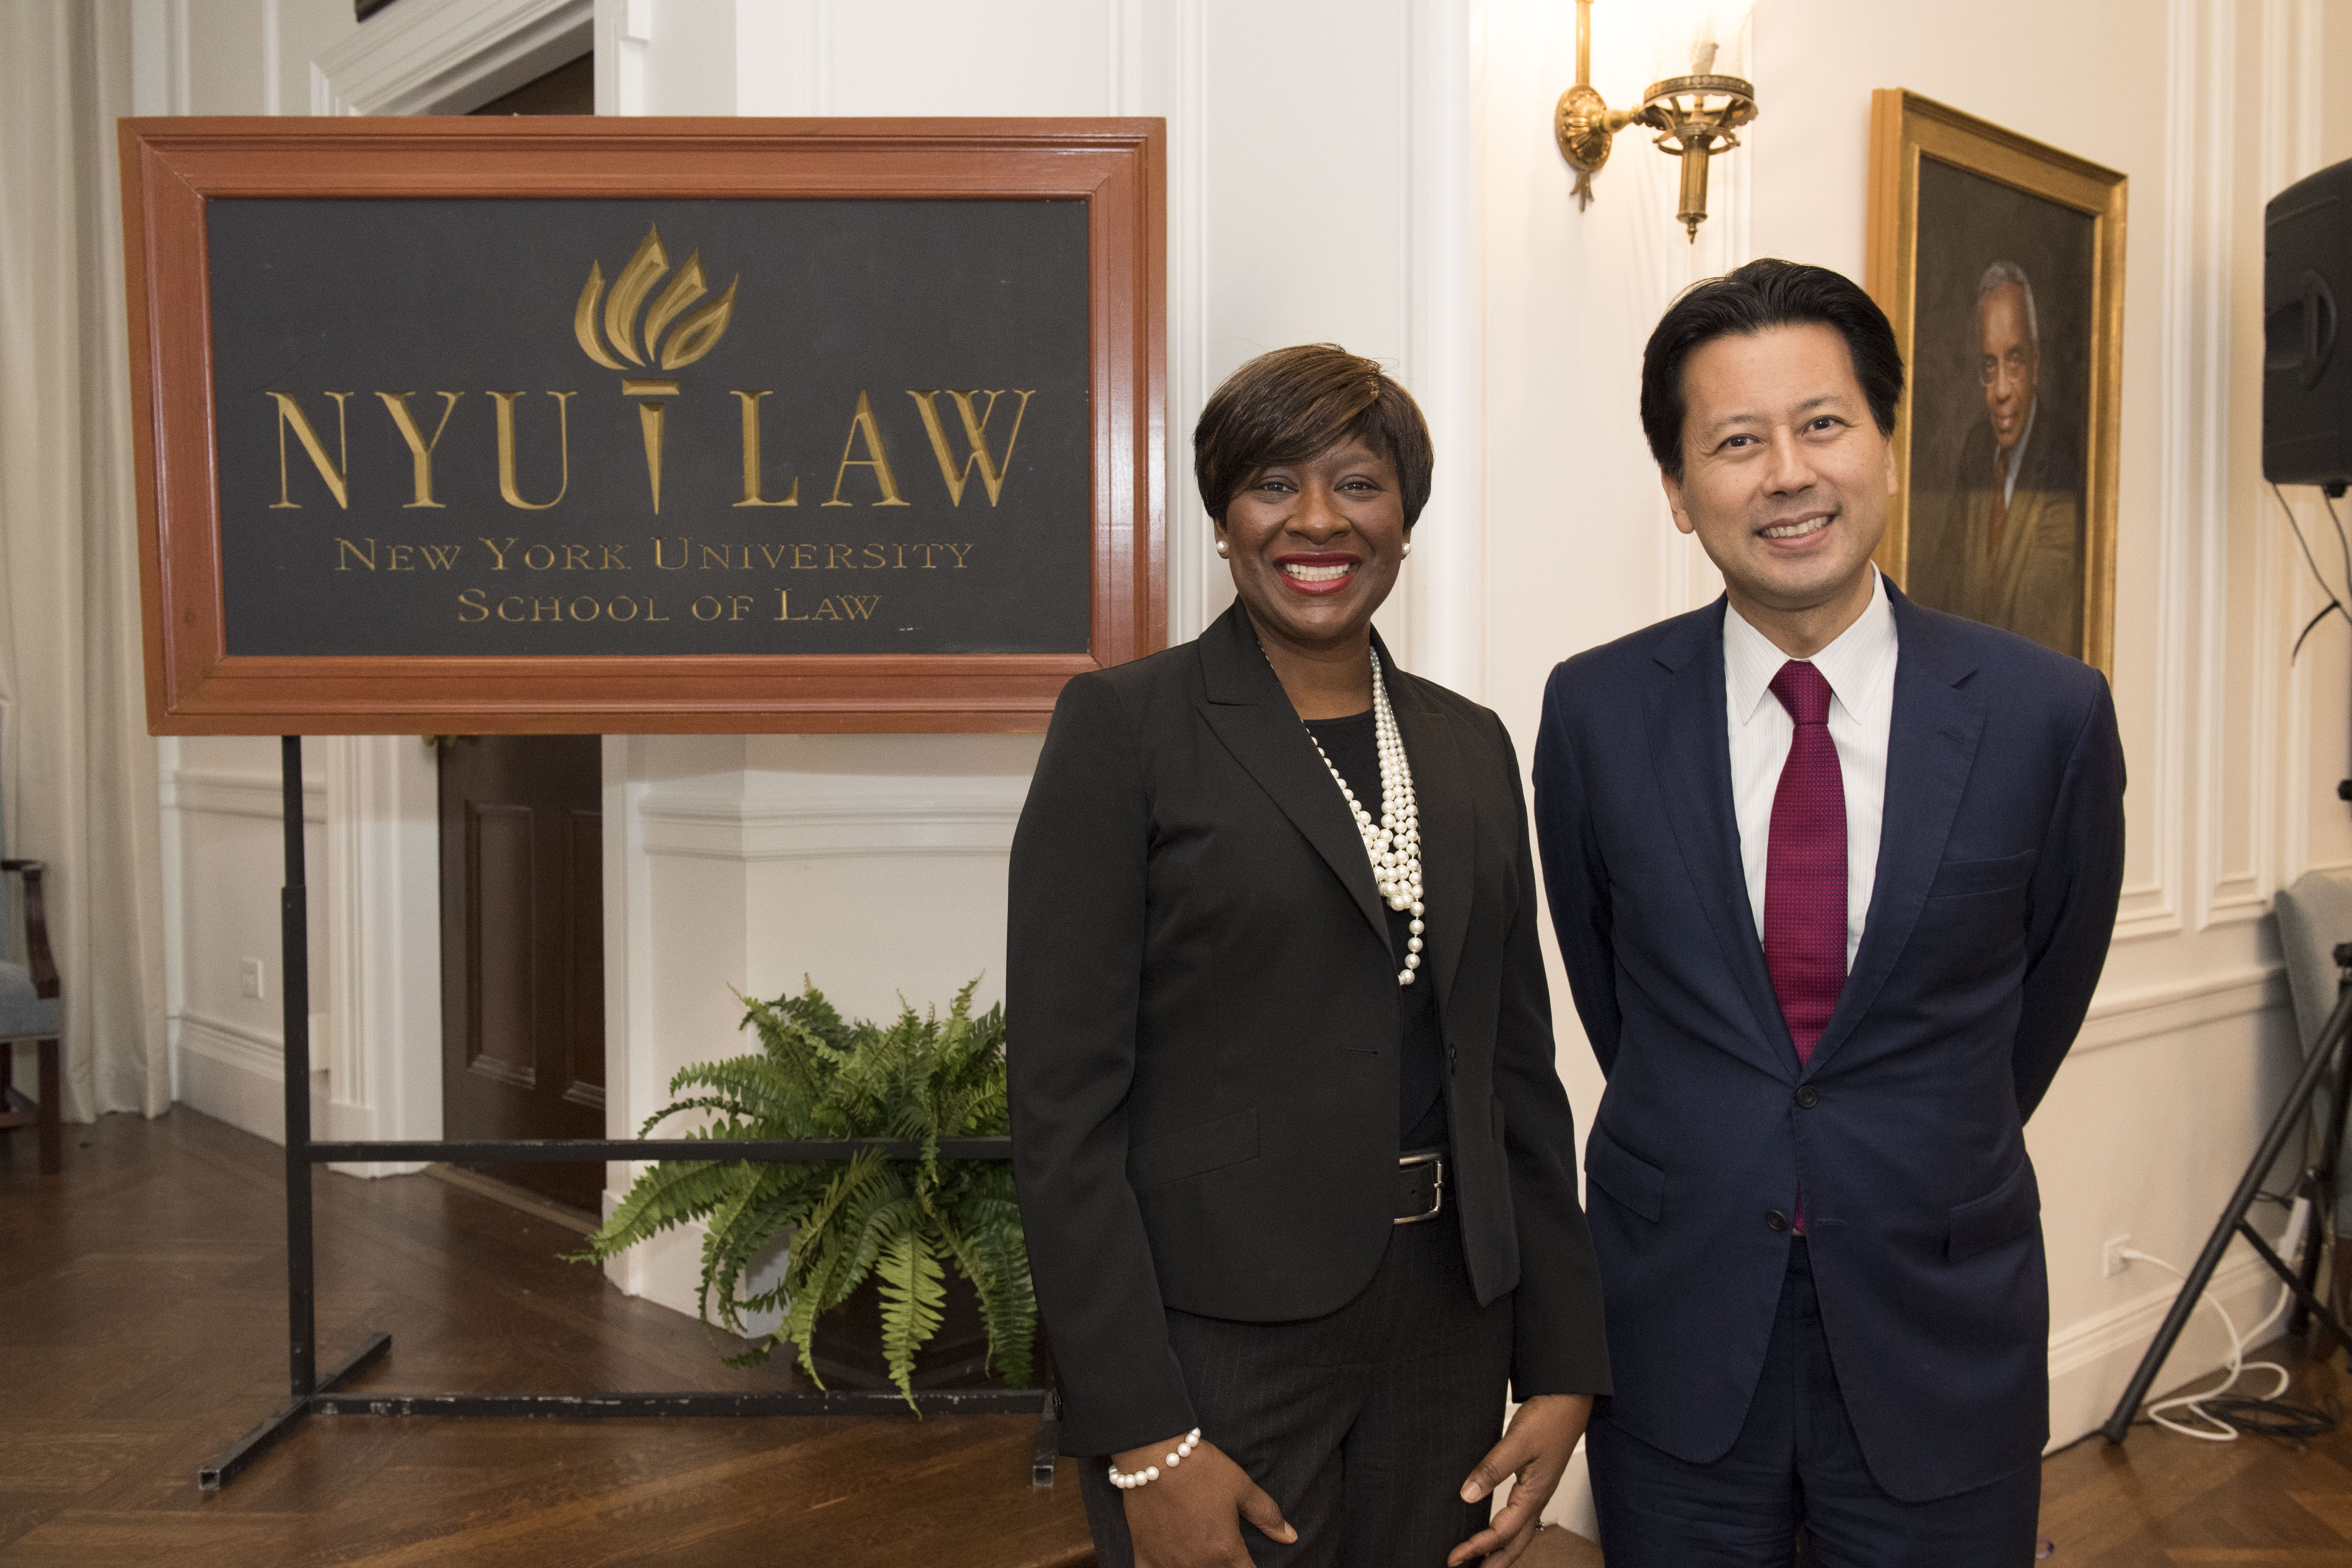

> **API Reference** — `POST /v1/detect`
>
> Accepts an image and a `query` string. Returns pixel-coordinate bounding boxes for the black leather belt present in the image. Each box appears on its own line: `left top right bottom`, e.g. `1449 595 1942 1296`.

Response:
1397 1149 1445 1225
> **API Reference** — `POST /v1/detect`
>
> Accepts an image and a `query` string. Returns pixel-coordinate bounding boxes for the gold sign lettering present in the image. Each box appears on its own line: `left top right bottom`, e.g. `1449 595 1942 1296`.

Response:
489 391 576 510
907 390 1034 507
637 399 666 513
732 390 799 507
375 391 464 509
824 390 911 507
268 391 354 509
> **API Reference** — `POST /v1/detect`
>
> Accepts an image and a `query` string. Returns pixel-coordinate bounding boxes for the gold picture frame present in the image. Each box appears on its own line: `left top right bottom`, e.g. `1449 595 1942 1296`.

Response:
1867 89 2125 675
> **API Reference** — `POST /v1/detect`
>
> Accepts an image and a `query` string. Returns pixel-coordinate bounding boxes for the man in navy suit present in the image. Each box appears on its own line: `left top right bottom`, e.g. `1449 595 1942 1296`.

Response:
1533 259 2125 1564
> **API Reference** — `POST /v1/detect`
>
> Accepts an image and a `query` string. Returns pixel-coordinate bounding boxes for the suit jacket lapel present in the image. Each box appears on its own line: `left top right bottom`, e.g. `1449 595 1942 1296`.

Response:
1803 586 1986 1076
1642 604 1797 1079
1382 646 1472 1006
1195 604 1391 952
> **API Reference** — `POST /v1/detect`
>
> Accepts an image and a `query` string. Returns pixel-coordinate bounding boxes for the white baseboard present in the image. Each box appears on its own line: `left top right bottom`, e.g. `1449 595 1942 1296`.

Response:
170 1011 422 1174
173 1011 293 1143
2047 1245 2286 1448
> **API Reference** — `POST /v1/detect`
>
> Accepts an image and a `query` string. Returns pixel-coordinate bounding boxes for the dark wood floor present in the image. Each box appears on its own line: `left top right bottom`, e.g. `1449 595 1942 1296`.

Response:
2044 1342 2352 1565
8 1109 2352 1565
0 1106 1090 1566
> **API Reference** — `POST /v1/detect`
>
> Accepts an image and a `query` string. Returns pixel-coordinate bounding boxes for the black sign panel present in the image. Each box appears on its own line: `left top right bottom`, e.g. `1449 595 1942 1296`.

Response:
206 198 1092 657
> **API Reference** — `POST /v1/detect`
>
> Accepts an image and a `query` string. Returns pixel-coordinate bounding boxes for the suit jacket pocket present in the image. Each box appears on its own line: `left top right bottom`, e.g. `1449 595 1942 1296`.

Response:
1946 1157 2041 1263
1584 1121 1665 1222
1130 1108 1260 1190
1926 848 2039 899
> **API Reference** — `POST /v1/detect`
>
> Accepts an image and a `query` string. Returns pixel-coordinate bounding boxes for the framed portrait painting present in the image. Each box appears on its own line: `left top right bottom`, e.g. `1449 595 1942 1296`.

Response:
1867 90 2126 673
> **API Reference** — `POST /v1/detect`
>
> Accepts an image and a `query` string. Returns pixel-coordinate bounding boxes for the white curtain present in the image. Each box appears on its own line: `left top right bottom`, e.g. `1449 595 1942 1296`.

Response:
0 0 169 1120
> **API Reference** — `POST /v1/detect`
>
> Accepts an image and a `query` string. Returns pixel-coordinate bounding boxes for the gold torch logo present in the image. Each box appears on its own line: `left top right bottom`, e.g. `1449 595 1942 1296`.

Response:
575 226 738 511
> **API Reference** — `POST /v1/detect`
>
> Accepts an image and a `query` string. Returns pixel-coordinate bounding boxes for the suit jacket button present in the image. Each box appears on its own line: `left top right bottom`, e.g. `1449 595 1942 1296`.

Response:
1795 1086 1820 1109
1765 1209 1789 1233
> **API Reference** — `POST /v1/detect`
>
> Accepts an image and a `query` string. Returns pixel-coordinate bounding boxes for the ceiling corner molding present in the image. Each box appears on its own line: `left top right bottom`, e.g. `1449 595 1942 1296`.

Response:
312 0 592 117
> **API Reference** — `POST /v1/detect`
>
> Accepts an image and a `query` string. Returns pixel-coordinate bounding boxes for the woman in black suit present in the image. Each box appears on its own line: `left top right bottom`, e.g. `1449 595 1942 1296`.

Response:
1009 345 1608 1568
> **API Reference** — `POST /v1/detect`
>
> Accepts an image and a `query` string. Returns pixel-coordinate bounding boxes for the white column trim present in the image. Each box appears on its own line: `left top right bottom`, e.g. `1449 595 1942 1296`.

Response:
318 736 441 1175
2117 0 2203 943
1168 0 1213 642
1403 0 1486 696
313 0 592 117
2274 0 2329 887
2189 0 2249 931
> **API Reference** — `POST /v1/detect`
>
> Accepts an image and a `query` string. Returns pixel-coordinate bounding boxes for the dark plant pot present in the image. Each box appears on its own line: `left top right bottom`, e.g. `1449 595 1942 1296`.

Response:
807 1267 1015 1391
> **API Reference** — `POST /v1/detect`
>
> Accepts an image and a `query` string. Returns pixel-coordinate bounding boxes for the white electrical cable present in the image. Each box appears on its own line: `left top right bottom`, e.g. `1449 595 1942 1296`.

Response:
2126 1195 2312 1441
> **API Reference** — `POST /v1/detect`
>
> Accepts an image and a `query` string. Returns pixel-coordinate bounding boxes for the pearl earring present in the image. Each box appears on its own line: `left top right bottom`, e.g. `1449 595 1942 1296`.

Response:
1215 539 1229 557
1402 541 1412 557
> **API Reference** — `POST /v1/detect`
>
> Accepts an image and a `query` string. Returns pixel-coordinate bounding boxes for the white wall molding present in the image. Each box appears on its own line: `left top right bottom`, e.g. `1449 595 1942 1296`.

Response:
639 787 1025 862
2074 964 2287 1055
161 767 324 824
175 1007 285 1078
311 0 589 115
2116 0 2205 945
2190 0 2252 930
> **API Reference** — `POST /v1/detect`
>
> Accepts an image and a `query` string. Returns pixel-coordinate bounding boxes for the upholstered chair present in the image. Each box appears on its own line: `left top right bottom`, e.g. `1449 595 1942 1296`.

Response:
0 784 63 1173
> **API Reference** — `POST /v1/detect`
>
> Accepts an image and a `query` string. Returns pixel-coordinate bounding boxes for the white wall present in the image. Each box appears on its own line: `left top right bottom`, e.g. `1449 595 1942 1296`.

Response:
143 0 2352 1479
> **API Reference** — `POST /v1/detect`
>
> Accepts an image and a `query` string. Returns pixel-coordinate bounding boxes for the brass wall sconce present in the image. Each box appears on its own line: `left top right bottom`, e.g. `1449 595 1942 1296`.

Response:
1554 0 1757 241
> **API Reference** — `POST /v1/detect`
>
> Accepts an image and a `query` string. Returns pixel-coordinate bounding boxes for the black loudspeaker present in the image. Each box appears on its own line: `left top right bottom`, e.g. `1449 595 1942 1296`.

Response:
2266 158 2352 491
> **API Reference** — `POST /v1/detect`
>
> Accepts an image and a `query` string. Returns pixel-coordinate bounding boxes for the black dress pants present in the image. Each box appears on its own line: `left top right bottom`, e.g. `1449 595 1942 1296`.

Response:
1080 1203 1514 1568
1587 1238 2041 1567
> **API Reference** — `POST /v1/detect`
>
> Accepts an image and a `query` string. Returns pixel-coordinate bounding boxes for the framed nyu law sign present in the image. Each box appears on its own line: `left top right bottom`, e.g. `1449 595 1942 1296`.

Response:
119 118 1165 733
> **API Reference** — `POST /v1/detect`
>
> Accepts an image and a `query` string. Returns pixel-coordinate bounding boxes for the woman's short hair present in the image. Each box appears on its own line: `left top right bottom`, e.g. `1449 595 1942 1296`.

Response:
1194 344 1435 527
1639 258 1904 483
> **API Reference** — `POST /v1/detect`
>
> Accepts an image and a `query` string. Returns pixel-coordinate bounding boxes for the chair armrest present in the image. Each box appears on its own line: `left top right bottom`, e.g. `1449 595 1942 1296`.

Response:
3 862 58 1000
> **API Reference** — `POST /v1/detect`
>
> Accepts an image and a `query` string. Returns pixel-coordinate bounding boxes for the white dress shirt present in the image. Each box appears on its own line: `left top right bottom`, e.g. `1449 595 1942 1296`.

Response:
1723 569 1900 971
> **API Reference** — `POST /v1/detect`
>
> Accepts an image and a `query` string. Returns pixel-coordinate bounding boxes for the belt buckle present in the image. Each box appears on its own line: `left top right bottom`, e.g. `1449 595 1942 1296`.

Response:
1396 1149 1444 1225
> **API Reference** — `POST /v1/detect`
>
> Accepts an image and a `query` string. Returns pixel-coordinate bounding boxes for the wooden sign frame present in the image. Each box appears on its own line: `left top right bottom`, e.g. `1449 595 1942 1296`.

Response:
118 117 1166 734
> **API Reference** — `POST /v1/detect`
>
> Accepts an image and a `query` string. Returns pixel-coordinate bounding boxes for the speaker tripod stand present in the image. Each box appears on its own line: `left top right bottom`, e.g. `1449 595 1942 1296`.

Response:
2100 944 2352 1443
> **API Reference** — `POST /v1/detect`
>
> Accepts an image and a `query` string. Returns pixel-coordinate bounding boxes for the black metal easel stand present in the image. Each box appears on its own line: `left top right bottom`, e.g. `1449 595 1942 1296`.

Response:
2099 945 2352 1444
200 737 1060 1490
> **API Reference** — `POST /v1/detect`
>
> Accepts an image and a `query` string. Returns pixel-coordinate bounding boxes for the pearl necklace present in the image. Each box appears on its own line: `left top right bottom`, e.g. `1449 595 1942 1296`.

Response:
1303 649 1427 986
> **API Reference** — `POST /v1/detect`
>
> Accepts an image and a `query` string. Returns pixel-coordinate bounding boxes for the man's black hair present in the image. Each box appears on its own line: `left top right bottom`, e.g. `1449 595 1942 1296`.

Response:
1639 258 1905 482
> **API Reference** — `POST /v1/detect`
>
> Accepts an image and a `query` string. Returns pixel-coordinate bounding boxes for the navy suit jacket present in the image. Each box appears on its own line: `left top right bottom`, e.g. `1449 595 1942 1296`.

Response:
1532 583 2125 1502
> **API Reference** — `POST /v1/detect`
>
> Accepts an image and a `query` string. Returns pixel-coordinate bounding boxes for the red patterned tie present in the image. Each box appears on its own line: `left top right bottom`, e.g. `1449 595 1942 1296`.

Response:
1764 660 1846 1064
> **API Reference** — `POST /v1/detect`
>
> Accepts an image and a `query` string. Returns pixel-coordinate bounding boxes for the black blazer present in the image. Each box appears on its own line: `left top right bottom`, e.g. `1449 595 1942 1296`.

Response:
1533 584 2125 1502
1009 603 1610 1457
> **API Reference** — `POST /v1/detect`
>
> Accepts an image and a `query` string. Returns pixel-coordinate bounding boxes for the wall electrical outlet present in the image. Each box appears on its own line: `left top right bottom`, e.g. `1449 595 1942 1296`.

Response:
240 957 265 1000
2102 1235 2133 1278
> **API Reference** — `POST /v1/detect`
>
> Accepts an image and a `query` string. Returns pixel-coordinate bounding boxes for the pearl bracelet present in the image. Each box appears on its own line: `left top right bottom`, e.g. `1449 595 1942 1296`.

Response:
1108 1428 1202 1490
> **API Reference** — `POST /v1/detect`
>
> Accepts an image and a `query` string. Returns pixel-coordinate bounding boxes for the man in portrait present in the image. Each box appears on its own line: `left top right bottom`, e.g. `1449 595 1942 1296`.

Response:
1913 260 2083 656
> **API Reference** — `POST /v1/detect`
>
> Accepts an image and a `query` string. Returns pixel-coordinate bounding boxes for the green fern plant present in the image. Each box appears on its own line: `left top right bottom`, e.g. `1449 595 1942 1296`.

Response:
572 977 1034 1409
